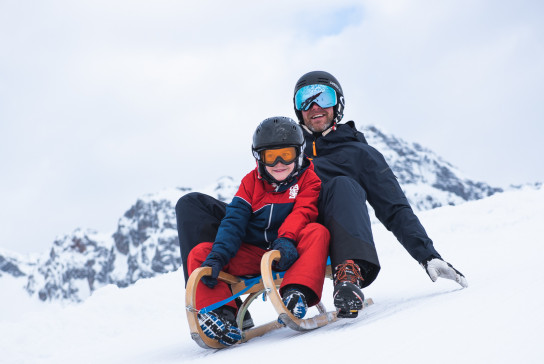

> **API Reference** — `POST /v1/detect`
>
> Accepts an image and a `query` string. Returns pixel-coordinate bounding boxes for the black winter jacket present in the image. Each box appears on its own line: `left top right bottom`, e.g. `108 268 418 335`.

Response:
303 121 441 263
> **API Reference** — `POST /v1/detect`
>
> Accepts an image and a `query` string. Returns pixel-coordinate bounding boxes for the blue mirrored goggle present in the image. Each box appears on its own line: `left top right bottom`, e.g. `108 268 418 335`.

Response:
294 84 337 111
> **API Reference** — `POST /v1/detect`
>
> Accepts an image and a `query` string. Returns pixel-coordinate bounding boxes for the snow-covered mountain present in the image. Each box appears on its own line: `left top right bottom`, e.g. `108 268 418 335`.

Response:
0 125 509 303
364 125 501 209
0 178 240 303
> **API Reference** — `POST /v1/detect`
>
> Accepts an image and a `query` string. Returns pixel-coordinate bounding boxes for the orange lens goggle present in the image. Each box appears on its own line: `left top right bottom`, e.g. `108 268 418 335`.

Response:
260 147 297 166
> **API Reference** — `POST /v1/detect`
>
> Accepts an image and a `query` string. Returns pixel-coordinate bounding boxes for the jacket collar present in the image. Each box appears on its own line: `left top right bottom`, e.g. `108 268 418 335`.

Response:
301 124 335 138
302 121 359 141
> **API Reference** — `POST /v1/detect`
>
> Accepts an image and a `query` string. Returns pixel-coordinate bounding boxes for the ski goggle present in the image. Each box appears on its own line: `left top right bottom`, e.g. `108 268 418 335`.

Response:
294 84 337 111
259 147 298 166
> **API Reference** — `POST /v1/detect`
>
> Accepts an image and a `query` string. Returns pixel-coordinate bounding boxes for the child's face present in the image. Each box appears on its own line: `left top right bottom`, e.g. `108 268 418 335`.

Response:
265 162 295 182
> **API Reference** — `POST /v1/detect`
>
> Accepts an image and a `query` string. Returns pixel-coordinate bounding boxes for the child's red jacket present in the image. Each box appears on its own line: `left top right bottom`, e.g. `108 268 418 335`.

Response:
211 159 321 262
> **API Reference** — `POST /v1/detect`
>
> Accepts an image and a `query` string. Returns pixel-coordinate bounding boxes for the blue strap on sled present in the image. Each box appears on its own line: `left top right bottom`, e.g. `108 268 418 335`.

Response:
198 257 331 314
199 271 285 314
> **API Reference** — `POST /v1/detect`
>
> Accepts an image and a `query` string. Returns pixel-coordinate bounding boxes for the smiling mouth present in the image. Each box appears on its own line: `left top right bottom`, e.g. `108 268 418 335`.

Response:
311 114 325 119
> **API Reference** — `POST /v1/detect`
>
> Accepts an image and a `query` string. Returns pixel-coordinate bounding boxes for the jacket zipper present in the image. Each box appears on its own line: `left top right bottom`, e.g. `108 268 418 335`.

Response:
264 204 274 247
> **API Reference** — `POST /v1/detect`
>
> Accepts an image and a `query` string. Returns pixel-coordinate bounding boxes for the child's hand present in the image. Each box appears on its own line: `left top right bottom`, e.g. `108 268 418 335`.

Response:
271 238 299 271
201 253 225 288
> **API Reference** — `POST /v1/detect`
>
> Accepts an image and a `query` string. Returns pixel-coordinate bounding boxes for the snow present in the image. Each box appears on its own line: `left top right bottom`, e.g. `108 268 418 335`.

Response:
1 187 543 364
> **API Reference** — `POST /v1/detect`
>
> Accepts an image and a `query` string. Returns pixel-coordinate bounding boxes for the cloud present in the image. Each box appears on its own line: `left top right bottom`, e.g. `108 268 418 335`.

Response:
1 0 543 253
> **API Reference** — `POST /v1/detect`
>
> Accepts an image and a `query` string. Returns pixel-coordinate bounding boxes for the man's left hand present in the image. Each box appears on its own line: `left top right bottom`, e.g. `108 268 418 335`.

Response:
422 257 468 288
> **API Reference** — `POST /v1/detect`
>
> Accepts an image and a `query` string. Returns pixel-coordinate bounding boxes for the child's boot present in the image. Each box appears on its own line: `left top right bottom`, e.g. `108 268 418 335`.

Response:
281 288 308 319
198 306 242 346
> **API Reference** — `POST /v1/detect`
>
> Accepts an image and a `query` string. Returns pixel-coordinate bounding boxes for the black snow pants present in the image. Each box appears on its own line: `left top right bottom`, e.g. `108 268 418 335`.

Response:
175 192 227 285
175 176 380 287
318 176 380 287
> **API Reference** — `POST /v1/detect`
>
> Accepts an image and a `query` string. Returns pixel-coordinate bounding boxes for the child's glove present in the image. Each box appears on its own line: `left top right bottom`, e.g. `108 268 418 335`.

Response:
421 257 468 288
271 238 298 271
200 252 226 289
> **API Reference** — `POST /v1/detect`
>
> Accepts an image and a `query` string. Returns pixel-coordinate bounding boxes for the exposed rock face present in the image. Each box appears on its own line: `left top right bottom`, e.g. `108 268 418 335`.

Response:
25 229 113 302
0 254 29 278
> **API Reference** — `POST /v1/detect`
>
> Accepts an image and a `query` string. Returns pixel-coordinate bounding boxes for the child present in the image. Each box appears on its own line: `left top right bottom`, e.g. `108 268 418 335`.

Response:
187 116 330 346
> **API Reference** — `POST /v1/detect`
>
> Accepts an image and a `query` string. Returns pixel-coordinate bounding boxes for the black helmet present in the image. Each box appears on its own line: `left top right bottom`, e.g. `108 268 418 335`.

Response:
252 116 305 185
293 70 345 126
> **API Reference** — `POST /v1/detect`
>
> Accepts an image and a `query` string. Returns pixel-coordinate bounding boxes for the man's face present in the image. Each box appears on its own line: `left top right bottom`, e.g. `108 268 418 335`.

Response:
301 103 334 133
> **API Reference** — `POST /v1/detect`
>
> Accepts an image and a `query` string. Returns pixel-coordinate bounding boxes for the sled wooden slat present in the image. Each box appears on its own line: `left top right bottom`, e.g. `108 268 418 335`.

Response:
185 267 224 349
325 264 333 279
222 271 282 296
260 250 339 331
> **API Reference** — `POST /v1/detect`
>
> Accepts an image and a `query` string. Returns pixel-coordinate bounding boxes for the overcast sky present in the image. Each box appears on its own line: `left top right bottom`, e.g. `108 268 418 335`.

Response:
1 0 543 254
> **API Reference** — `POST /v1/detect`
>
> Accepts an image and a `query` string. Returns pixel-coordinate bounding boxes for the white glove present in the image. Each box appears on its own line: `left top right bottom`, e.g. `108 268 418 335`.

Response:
422 258 468 288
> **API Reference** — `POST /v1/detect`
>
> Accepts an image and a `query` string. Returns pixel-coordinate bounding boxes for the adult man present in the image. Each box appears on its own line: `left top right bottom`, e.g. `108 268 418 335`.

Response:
176 71 467 321
291 70 467 317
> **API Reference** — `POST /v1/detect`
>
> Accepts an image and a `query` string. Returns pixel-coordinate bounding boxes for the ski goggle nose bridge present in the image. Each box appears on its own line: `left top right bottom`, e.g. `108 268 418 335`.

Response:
295 84 337 111
259 147 298 166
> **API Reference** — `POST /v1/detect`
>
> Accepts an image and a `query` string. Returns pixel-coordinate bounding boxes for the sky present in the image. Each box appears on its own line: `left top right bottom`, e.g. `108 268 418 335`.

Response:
1 186 543 363
1 0 543 254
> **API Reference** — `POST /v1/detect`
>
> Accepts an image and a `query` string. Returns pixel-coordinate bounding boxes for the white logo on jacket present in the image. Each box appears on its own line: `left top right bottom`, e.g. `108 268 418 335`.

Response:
289 184 299 199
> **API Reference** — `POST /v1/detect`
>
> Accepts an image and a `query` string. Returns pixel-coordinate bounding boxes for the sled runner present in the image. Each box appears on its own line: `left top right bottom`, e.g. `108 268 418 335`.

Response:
185 250 374 349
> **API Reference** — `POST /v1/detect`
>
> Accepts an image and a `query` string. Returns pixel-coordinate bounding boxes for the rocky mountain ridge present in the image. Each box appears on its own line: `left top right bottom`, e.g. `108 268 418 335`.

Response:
0 125 511 303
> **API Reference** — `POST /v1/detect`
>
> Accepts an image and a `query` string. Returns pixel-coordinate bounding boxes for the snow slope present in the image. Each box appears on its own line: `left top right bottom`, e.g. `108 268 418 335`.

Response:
1 187 543 364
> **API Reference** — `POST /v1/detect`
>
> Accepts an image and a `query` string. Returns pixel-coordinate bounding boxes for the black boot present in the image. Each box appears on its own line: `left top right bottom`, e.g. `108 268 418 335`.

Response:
333 260 365 318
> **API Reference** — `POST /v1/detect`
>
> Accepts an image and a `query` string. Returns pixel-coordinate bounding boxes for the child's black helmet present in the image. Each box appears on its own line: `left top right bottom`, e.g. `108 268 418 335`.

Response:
293 70 345 126
252 116 305 185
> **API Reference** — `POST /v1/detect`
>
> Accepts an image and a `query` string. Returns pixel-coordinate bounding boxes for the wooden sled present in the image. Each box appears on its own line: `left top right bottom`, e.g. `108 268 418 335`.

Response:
185 250 374 349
